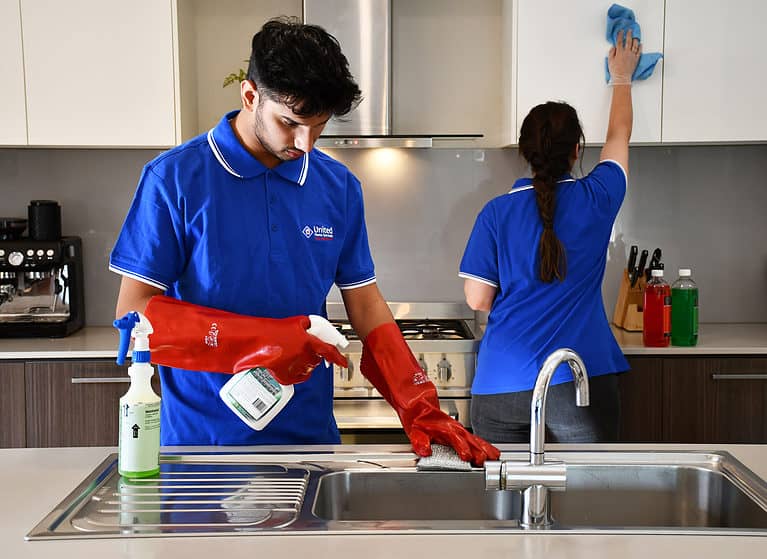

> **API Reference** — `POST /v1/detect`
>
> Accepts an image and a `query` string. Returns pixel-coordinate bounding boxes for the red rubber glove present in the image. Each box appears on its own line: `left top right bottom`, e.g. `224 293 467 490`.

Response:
144 295 347 384
360 322 500 466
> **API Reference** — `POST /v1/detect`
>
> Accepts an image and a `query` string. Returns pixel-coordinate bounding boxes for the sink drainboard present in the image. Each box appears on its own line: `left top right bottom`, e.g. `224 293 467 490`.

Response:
28 454 312 539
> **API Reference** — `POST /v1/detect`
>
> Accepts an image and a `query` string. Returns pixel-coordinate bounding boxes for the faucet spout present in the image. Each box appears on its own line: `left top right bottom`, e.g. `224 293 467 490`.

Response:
530 348 589 465
484 348 590 528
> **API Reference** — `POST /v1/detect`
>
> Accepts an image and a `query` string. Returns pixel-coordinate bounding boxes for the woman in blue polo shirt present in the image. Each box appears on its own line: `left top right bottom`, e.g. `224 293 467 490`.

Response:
459 31 641 443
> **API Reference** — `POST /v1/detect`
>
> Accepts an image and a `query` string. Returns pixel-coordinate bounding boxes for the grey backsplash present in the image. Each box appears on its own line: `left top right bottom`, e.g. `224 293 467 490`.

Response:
1 144 765 326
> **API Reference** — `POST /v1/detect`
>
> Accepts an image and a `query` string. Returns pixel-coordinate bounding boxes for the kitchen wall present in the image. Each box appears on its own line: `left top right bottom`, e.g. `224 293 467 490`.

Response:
1 144 765 326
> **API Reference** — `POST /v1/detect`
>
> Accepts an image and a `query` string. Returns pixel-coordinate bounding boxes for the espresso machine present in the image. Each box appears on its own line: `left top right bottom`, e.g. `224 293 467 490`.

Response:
0 201 85 337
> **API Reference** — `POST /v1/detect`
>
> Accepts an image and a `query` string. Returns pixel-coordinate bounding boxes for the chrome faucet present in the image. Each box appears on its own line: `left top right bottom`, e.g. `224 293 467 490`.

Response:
530 349 590 465
485 348 590 528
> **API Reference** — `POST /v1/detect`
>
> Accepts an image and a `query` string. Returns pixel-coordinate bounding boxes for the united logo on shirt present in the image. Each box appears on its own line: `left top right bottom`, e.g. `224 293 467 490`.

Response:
302 224 334 241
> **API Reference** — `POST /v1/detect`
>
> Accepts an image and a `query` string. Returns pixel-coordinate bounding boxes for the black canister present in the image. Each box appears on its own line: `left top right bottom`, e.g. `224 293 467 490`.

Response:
28 200 62 241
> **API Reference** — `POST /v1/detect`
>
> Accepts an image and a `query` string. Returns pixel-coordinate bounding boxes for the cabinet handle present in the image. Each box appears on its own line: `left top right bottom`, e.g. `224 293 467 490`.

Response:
71 377 130 384
711 374 767 381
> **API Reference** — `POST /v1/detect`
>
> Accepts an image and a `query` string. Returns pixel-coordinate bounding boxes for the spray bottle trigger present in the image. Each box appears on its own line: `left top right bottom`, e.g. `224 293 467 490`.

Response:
113 312 140 366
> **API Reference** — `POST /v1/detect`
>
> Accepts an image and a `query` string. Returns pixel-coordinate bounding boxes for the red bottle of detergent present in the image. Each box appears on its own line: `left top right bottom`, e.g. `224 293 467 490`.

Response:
643 268 671 347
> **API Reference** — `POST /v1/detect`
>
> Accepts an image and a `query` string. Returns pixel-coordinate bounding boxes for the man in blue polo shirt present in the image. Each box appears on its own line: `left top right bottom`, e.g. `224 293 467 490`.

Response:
110 18 498 465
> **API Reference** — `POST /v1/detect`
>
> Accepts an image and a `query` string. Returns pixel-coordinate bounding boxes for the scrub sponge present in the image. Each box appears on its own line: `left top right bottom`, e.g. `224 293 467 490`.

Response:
416 444 473 471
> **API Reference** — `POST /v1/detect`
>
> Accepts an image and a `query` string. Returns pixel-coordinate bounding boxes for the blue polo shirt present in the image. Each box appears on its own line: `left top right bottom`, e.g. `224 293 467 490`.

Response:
459 160 629 395
110 110 376 445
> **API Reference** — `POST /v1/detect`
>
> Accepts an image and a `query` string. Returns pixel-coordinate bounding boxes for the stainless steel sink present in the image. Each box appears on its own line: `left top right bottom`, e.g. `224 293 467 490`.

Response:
314 456 767 532
27 450 767 538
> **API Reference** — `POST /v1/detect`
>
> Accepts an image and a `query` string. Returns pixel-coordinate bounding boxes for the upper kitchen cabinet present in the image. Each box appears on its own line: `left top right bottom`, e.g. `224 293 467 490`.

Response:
392 0 510 147
175 0 302 142
662 0 767 143
515 0 664 145
20 0 176 147
0 0 27 145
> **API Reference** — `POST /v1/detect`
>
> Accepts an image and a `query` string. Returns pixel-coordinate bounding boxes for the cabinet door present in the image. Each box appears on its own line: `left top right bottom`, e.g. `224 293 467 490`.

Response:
618 357 664 442
21 0 176 147
0 0 27 145
663 0 767 142
0 362 26 448
663 357 767 443
516 0 664 144
662 357 712 442
25 360 130 447
706 358 767 443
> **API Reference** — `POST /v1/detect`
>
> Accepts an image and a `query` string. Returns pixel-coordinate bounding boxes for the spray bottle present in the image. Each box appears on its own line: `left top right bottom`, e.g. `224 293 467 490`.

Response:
218 315 349 430
114 312 161 477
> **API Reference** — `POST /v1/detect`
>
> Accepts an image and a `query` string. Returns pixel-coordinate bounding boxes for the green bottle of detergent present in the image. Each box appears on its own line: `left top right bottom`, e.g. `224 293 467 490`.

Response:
671 268 699 346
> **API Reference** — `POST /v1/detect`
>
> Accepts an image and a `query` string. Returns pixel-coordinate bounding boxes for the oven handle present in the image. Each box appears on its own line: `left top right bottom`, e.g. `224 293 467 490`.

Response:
336 417 404 429
333 387 371 397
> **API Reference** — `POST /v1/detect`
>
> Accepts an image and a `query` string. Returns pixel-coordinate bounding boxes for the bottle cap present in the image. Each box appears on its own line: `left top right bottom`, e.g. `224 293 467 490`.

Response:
679 268 691 276
651 269 664 277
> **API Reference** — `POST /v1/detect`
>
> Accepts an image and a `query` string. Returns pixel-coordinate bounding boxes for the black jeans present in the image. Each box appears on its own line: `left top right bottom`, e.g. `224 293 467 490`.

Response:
470 373 622 444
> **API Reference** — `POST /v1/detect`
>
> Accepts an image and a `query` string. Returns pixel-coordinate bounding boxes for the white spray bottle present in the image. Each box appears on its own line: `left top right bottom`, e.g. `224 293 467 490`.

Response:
218 315 349 430
114 311 161 477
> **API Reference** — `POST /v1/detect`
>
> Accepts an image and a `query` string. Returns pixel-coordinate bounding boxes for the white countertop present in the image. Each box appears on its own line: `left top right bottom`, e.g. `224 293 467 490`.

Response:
0 323 766 359
611 323 767 355
3 443 766 558
0 327 120 359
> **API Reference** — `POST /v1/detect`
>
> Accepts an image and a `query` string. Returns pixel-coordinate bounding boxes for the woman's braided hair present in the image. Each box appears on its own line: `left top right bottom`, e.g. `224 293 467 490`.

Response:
519 102 584 282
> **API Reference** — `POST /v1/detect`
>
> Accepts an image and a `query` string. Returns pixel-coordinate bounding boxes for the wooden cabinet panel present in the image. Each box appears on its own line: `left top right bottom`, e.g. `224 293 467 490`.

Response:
663 357 767 444
618 357 663 442
0 362 26 448
25 360 130 447
661 357 712 443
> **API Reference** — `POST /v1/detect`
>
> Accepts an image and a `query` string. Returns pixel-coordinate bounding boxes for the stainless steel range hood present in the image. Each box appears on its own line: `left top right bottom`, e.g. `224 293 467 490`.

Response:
304 0 481 148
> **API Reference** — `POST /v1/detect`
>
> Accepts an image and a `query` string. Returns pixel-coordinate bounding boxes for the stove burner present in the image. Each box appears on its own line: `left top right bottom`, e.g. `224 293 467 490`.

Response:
330 319 474 341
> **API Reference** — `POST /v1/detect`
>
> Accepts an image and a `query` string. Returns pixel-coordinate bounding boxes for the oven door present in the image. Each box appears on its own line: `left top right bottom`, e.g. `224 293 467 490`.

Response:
334 399 465 428
333 398 471 444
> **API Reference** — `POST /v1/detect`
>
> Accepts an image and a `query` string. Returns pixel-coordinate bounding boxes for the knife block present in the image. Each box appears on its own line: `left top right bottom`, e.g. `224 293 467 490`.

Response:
612 269 645 331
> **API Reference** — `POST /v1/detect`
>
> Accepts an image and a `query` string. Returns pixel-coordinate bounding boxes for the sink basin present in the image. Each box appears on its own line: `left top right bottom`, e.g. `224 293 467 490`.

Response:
26 450 767 538
313 451 767 534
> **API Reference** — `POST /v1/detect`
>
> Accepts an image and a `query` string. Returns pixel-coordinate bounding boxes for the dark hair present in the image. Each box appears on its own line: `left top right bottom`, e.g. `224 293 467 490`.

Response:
247 17 362 117
518 102 585 283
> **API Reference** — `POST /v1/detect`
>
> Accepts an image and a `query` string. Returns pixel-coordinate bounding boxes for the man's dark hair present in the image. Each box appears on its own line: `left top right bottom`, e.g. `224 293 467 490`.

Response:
247 17 362 117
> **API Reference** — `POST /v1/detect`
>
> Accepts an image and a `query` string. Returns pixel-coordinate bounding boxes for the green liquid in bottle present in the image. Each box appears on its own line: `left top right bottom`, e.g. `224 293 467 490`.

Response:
671 287 698 346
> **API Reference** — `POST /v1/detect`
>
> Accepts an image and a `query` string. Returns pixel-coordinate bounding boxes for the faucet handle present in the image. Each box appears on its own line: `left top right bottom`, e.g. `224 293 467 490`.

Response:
484 460 504 491
484 460 567 491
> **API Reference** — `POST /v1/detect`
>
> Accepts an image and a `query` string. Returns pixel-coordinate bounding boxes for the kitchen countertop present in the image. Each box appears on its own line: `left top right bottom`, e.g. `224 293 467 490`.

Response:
610 323 767 355
2 443 766 558
0 323 765 359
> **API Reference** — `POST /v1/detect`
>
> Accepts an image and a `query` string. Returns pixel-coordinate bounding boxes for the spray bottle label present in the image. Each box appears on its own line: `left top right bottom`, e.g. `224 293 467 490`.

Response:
221 368 283 421
118 401 161 474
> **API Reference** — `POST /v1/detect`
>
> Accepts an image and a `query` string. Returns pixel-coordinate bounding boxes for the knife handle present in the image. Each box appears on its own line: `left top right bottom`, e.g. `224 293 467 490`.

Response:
627 245 638 273
636 249 649 278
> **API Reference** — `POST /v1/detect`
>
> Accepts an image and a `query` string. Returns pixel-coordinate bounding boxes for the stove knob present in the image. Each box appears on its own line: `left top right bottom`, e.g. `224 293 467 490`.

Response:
417 354 429 376
437 354 452 383
338 355 353 382
8 251 24 267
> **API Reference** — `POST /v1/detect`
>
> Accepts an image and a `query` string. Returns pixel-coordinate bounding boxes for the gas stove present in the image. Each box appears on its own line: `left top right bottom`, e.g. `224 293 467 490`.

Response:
326 302 480 430
331 319 475 341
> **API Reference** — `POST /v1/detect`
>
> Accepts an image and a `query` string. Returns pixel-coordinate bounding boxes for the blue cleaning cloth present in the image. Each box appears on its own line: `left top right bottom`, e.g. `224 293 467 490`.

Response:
604 3 663 83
